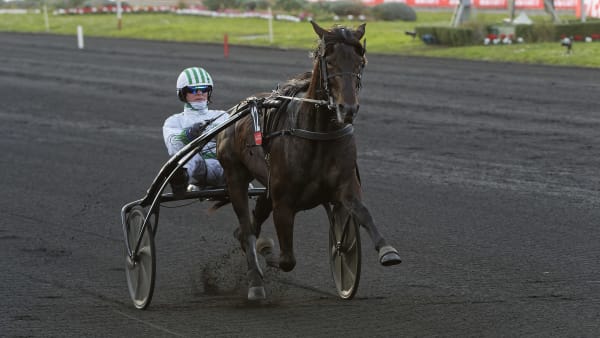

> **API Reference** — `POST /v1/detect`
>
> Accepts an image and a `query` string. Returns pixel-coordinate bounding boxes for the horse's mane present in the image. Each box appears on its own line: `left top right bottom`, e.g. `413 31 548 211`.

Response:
260 72 311 142
276 71 312 97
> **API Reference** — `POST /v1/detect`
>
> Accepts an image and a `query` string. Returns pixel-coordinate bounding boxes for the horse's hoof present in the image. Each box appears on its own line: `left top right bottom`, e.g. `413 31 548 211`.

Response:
379 245 402 266
279 255 296 272
256 237 274 256
248 286 266 301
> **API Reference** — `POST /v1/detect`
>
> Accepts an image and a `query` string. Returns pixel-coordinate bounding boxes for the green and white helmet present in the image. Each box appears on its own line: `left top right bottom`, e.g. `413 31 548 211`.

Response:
176 67 214 102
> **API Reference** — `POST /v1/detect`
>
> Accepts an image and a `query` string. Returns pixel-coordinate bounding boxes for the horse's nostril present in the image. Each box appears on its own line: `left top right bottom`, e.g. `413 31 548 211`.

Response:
336 104 359 124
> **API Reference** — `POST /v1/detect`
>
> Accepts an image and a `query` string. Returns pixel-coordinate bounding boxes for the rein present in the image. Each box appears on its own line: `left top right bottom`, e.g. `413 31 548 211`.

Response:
275 95 330 107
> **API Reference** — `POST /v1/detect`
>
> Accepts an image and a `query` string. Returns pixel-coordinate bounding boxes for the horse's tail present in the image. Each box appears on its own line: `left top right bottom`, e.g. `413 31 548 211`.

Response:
207 198 231 215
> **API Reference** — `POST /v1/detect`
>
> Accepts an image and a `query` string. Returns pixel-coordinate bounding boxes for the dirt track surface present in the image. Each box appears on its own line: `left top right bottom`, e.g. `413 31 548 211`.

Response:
2 31 600 337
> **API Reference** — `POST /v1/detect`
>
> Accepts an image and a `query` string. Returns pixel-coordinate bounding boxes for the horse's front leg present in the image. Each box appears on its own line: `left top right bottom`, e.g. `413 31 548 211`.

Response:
272 203 296 272
348 198 402 266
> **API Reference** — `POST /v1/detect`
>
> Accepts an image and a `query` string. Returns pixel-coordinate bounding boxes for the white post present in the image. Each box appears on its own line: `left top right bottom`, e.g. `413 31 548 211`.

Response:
267 7 273 43
117 0 123 30
77 25 84 49
543 0 561 23
451 0 470 27
43 3 50 32
581 0 587 22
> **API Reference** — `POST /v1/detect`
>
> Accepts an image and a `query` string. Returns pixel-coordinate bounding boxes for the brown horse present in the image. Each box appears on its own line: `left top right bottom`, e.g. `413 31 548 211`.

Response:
216 21 401 300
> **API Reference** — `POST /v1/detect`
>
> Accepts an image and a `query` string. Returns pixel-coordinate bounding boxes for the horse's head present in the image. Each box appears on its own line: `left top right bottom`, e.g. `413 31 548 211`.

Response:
311 21 366 124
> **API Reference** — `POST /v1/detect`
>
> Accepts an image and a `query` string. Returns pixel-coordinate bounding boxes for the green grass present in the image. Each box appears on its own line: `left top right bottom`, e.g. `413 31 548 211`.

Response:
2 11 599 67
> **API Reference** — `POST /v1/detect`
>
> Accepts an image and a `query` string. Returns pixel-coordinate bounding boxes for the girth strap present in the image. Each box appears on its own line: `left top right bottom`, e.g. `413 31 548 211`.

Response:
265 124 354 141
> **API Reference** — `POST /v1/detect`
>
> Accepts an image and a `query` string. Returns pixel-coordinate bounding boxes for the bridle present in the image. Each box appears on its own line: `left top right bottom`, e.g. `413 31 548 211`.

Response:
316 33 367 110
277 33 366 110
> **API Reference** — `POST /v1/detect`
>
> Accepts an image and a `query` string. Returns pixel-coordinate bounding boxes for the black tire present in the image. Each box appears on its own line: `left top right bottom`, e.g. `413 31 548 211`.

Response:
328 206 361 299
124 206 156 310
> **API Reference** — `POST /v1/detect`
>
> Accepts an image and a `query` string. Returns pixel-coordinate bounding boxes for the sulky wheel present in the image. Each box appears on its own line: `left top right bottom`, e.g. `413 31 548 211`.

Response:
124 206 156 310
328 208 361 299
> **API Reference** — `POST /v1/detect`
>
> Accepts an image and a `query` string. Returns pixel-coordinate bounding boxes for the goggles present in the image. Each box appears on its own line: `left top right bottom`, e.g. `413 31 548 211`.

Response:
185 85 212 94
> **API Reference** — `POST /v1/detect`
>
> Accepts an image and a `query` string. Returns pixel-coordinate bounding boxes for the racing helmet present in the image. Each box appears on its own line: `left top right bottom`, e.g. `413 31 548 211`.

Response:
176 67 214 103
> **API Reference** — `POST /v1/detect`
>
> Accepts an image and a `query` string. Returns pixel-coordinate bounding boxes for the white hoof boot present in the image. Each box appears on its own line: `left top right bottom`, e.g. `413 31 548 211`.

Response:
378 245 402 266
256 237 275 255
248 286 266 301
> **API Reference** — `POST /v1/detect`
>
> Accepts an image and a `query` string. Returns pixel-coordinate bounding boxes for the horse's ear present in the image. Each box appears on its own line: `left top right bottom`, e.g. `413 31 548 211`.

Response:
310 20 328 39
354 23 366 41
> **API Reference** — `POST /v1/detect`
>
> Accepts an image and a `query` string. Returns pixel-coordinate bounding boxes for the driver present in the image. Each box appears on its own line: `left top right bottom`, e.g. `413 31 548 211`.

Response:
163 67 228 195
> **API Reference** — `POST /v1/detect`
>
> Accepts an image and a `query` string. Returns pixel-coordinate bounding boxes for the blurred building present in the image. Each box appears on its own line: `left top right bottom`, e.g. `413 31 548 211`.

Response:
124 0 201 5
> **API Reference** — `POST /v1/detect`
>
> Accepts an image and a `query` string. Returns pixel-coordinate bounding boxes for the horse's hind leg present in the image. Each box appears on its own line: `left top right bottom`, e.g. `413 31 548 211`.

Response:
253 195 278 267
251 194 271 236
219 145 266 300
349 198 402 266
226 172 267 299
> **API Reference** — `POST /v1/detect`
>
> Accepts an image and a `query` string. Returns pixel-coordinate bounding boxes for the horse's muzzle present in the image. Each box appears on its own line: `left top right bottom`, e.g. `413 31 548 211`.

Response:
337 104 359 124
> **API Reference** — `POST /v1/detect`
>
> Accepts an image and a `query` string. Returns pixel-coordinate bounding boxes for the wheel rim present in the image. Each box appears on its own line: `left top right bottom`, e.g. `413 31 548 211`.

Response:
329 212 361 299
124 206 156 310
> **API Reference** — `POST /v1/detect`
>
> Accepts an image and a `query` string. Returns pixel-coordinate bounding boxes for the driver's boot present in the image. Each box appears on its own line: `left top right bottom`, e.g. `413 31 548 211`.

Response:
170 167 189 196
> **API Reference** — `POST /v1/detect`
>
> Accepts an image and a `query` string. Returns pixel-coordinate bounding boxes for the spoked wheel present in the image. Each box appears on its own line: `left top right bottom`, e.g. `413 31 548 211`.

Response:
328 207 361 299
124 206 156 310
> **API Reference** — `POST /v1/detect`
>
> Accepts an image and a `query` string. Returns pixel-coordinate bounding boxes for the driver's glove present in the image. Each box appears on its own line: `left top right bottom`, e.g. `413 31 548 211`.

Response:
182 121 208 143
